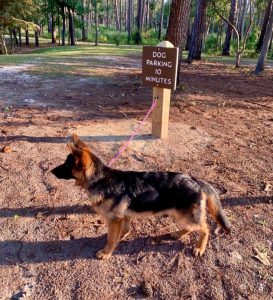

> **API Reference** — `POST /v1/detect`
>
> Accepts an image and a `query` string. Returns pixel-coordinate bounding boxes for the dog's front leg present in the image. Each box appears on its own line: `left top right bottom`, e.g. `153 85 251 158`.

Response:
95 218 123 260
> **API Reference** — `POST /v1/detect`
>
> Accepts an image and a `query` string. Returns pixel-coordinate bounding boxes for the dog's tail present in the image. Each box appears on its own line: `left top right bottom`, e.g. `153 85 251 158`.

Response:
193 178 231 233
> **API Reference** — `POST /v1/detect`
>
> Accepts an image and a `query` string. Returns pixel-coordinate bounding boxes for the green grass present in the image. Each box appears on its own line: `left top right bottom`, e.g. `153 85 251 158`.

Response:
0 44 142 66
0 44 143 80
0 43 271 79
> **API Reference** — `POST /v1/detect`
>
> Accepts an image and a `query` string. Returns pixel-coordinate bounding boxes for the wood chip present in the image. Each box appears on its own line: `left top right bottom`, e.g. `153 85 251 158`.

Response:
253 247 271 266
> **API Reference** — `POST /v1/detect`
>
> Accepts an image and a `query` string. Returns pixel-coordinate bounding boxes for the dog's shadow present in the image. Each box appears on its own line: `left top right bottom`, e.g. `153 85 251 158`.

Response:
1 195 271 266
0 233 190 266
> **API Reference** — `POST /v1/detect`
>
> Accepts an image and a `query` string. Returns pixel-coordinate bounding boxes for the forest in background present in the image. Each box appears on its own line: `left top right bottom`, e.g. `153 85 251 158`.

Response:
0 0 273 73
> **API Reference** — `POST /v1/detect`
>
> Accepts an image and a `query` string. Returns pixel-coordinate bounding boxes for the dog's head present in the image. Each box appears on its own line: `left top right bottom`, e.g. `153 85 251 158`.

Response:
51 134 94 186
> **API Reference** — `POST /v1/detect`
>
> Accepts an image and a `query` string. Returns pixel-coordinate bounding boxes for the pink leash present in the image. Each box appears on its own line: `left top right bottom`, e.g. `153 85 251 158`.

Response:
108 99 157 167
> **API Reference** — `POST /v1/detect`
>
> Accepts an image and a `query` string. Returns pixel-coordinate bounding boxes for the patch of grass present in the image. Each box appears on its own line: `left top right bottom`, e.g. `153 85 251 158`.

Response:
0 44 142 68
30 44 142 56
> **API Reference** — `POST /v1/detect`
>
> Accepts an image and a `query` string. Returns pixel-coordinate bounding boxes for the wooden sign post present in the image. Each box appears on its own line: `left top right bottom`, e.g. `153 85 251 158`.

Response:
142 41 179 138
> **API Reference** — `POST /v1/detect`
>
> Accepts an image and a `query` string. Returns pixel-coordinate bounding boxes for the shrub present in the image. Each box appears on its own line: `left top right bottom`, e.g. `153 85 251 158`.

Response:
205 34 218 53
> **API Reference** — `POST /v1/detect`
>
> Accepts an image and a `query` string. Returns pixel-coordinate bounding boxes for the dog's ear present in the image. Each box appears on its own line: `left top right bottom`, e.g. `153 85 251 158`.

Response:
67 142 73 153
69 141 92 170
71 134 89 151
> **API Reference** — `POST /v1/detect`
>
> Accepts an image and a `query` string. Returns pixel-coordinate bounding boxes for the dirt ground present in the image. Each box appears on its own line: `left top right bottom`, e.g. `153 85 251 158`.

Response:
0 48 272 300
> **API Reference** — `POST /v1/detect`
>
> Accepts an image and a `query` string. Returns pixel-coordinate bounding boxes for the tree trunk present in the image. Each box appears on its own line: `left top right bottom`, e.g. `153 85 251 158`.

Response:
158 0 165 40
68 8 76 46
18 27 22 46
0 31 8 54
255 7 273 73
188 0 209 62
136 0 145 44
238 0 247 40
127 0 133 42
256 0 273 53
106 0 109 28
12 29 19 45
114 0 120 31
145 0 149 30
95 0 98 46
269 31 273 49
119 0 122 31
25 29 30 46
62 5 66 46
203 17 210 51
166 0 192 85
185 27 191 51
222 0 238 56
58 12 61 45
217 19 223 50
35 29 39 46
81 14 87 41
124 0 127 30
52 15 57 44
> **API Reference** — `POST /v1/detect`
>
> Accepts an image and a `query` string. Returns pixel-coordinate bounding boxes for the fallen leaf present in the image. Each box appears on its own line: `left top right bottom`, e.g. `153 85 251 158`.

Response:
253 247 270 266
2 146 12 153
263 182 272 192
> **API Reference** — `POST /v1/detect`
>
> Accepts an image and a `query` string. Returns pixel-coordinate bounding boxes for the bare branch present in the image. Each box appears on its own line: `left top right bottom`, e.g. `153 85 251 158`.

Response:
212 0 240 41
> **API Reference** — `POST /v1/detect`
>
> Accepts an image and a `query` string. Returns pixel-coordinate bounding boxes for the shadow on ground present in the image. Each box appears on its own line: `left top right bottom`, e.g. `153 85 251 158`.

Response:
0 196 270 266
0 134 156 143
0 234 186 266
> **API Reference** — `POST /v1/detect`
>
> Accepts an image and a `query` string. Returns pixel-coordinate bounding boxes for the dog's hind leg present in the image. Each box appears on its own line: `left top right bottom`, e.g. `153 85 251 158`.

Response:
120 216 131 241
95 218 123 260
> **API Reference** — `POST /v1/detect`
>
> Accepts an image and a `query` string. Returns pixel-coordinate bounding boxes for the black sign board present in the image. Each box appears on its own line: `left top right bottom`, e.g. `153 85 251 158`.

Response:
142 46 179 90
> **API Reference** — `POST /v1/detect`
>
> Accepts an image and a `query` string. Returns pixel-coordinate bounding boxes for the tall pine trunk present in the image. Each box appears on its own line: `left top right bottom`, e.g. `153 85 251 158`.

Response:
188 0 209 62
127 0 133 42
238 0 247 40
52 15 57 44
158 0 165 40
222 0 238 56
256 0 273 53
18 27 22 46
61 5 66 46
81 14 87 41
35 29 39 46
106 0 109 28
136 0 145 44
12 29 18 45
25 29 30 46
68 8 75 46
114 0 120 31
255 7 273 73
166 0 192 85
95 0 98 46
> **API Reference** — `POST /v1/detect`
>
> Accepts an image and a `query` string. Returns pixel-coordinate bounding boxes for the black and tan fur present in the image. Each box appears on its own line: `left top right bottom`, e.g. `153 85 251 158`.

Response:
51 134 231 260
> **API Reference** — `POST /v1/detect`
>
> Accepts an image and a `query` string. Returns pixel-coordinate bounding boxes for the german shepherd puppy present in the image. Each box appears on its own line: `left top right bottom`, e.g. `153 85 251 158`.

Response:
51 134 231 260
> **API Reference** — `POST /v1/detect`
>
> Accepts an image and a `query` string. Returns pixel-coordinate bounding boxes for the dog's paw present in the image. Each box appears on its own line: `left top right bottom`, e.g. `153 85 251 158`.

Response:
95 249 112 260
193 247 205 257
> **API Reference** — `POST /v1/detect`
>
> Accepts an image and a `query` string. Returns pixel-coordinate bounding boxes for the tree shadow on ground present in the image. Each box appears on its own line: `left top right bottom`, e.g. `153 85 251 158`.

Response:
0 134 156 144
